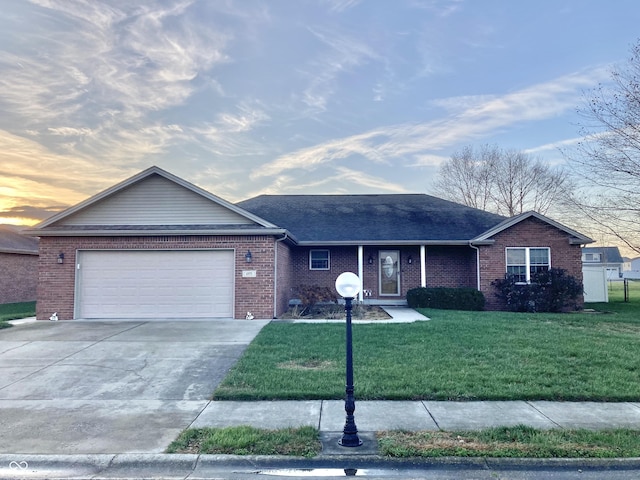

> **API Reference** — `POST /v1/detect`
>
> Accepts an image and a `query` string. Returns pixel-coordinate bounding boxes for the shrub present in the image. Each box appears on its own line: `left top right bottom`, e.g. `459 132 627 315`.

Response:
491 268 583 313
406 287 485 311
292 285 337 308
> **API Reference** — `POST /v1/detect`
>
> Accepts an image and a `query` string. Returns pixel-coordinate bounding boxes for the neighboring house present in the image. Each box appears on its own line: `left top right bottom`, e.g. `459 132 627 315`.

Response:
581 246 624 280
0 225 39 304
24 166 593 320
623 257 640 280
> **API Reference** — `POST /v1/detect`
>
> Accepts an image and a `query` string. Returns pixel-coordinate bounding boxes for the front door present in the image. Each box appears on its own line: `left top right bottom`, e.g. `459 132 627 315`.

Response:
379 250 400 296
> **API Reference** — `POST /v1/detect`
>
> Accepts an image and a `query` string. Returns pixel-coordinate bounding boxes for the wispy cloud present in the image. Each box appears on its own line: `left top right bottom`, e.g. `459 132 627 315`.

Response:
256 68 611 179
0 130 134 222
300 26 380 111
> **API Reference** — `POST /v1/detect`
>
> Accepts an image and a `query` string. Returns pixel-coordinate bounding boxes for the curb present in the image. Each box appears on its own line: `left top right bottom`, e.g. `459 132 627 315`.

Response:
2 454 640 479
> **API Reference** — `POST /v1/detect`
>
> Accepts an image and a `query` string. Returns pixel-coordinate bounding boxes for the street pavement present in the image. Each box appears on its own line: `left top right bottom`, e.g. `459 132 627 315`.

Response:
2 311 640 478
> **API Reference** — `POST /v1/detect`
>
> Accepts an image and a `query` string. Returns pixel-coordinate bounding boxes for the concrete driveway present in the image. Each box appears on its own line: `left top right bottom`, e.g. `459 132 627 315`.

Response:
0 319 268 454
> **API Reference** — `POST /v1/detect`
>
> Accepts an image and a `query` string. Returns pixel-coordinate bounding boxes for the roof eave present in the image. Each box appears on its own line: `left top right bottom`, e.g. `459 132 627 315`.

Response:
296 239 494 246
24 228 289 237
473 211 594 244
0 248 38 255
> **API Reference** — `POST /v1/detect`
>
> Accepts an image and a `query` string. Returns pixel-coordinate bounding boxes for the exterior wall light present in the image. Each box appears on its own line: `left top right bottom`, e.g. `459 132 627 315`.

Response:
57 253 64 264
335 271 362 447
407 255 413 264
245 250 253 263
367 254 374 265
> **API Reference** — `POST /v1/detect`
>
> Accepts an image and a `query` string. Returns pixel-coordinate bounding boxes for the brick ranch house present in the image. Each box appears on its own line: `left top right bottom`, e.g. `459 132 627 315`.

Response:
0 225 39 304
25 166 593 320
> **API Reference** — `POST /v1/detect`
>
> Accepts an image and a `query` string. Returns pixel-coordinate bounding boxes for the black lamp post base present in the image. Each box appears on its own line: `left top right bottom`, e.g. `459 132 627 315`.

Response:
339 434 363 447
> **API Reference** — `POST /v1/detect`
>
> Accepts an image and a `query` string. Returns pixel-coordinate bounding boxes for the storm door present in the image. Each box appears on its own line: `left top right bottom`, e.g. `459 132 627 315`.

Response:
379 250 400 296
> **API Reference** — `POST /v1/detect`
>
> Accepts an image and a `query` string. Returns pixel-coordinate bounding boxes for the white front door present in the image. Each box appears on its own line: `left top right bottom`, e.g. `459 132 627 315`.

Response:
379 250 400 296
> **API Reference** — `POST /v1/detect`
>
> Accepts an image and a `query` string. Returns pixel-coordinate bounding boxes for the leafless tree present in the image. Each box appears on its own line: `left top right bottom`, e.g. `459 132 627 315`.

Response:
434 144 571 217
567 40 640 254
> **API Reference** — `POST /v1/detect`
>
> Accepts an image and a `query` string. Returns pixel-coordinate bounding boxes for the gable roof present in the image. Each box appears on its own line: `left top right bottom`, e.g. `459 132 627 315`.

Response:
471 211 594 245
26 166 285 237
0 225 39 255
582 246 624 263
237 194 507 245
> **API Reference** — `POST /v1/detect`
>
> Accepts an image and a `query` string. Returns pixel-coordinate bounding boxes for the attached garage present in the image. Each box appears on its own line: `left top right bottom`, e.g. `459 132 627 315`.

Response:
76 250 235 319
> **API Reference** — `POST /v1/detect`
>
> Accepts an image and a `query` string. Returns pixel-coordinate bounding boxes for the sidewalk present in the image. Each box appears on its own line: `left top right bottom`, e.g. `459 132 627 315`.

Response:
192 399 640 432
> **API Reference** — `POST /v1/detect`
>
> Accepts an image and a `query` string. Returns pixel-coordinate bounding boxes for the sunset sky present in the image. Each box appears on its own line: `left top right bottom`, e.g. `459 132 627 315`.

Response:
1 0 638 227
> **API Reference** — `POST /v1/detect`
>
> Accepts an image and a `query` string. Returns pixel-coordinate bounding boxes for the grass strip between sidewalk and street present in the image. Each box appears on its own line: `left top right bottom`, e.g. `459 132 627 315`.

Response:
166 426 321 457
166 425 640 458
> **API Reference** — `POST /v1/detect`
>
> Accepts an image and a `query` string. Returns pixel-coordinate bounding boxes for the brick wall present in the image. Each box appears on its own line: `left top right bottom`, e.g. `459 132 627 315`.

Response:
478 217 585 310
290 246 452 301
37 235 277 320
425 246 477 289
0 252 38 304
275 241 293 317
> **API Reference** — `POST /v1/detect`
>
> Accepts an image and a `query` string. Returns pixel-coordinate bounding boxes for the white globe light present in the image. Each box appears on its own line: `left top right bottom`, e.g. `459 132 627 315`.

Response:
335 272 361 298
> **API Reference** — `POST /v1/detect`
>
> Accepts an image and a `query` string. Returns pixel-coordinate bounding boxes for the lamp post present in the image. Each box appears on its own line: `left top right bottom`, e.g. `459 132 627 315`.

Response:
335 272 362 447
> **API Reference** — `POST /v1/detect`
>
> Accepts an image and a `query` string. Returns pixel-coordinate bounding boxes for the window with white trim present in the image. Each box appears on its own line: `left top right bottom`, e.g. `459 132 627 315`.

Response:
506 247 550 283
309 249 330 270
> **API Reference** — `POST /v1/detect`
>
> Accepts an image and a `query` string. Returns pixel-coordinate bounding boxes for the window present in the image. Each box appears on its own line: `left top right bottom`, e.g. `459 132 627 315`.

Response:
309 250 330 270
506 247 550 283
583 253 600 262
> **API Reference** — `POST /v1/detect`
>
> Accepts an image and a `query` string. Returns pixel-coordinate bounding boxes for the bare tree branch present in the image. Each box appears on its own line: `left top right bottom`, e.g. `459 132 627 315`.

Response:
435 144 570 217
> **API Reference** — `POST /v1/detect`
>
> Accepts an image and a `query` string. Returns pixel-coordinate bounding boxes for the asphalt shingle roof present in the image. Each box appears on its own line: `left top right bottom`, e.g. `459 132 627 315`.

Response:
582 246 624 263
237 194 506 243
0 225 39 254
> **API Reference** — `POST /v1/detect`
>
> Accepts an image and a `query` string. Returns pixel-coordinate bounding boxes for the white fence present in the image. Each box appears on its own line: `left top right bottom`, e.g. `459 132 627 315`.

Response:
583 265 608 303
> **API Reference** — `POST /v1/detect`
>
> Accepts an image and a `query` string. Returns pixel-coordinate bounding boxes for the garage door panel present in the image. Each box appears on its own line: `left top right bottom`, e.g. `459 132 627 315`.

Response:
76 250 234 319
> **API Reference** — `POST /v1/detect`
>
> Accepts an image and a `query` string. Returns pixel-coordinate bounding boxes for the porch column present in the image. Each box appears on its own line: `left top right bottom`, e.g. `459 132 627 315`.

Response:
357 245 364 302
420 245 426 288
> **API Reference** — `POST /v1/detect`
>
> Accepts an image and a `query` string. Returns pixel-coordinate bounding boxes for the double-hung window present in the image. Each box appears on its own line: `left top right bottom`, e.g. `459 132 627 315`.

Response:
309 249 330 270
505 247 550 283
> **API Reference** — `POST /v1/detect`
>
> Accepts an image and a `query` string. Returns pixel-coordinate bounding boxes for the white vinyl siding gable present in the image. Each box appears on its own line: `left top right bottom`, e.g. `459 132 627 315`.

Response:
59 174 256 226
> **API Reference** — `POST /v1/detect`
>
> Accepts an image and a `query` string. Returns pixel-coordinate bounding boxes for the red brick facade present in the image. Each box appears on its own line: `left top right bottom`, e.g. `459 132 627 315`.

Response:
35 218 586 320
37 235 278 320
289 246 475 301
478 217 584 310
0 252 38 304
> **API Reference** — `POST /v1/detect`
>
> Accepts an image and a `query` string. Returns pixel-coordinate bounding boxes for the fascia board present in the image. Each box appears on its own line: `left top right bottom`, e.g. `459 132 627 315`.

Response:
473 211 594 244
25 228 290 237
296 240 493 246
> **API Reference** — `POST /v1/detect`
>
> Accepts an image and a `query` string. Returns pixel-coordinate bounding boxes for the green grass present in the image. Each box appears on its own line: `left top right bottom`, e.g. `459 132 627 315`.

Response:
166 426 321 457
0 301 35 327
166 425 640 458
215 287 640 401
378 426 640 458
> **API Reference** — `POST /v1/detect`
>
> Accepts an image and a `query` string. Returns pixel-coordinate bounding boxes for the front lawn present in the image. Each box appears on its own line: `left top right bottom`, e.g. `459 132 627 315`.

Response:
215 290 640 401
0 301 36 328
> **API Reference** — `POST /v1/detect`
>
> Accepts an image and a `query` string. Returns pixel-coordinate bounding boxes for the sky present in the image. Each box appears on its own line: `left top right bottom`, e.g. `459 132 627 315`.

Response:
1 0 639 227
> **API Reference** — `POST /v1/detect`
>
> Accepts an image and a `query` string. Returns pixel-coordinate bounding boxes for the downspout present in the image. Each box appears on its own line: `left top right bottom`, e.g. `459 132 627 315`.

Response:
273 232 289 319
358 245 364 302
420 245 426 288
469 242 481 291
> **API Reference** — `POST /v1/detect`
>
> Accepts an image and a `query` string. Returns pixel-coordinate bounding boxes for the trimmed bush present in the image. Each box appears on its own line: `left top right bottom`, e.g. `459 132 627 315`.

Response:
407 287 485 311
491 268 583 313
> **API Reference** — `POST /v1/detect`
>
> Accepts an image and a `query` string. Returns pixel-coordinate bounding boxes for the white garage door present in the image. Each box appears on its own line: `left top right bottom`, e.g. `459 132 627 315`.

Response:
76 250 234 319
